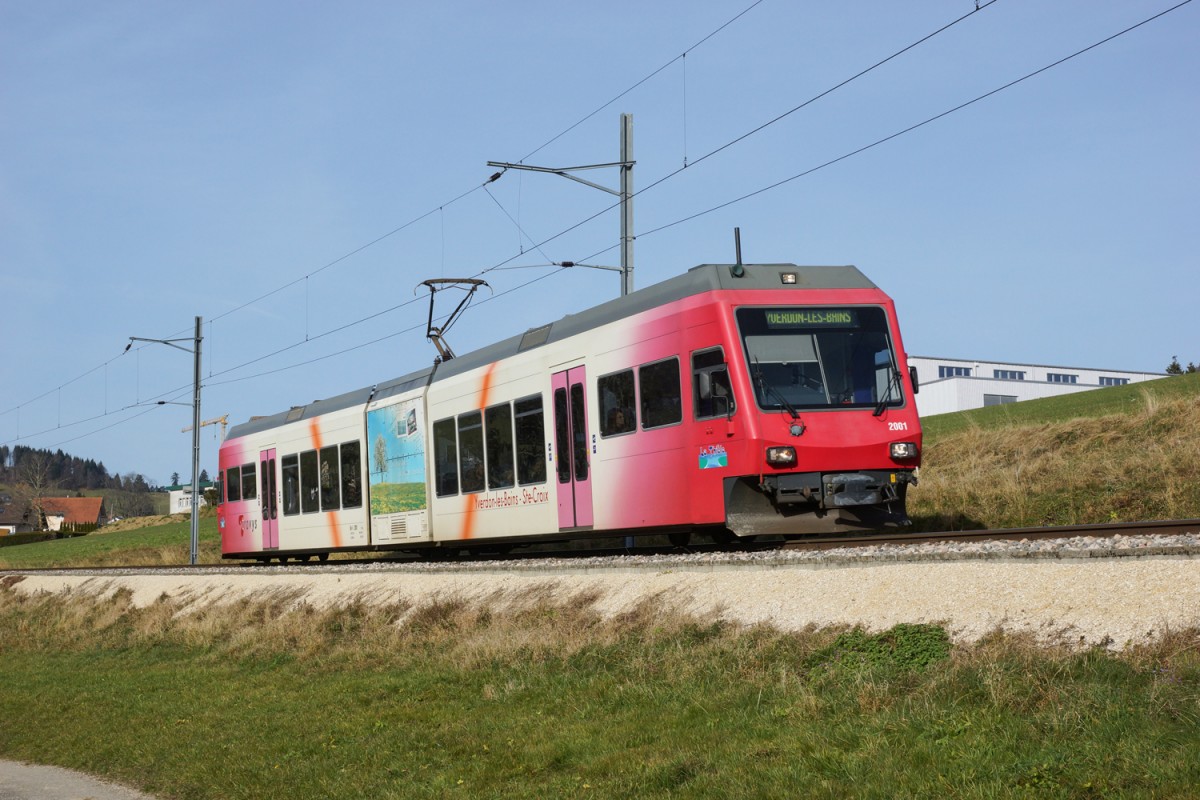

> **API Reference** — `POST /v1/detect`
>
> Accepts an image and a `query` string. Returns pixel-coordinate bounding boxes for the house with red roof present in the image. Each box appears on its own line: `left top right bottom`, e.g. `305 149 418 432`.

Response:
41 497 107 532
0 496 108 535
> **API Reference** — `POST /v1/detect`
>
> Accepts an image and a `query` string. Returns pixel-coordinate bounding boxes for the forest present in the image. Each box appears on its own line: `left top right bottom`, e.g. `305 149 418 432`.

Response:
0 445 154 492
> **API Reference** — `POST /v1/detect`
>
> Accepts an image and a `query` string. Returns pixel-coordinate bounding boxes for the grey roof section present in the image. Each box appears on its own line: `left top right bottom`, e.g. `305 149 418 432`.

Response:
228 264 875 440
227 368 433 440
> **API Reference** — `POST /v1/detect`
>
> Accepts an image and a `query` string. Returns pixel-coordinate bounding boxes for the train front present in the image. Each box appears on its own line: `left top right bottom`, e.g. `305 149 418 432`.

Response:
719 294 921 536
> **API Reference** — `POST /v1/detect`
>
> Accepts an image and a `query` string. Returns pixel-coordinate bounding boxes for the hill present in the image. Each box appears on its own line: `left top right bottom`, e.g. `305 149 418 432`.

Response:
909 371 1200 530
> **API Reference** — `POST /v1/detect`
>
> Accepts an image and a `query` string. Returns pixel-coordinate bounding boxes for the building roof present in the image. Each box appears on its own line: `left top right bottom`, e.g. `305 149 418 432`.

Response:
40 497 105 525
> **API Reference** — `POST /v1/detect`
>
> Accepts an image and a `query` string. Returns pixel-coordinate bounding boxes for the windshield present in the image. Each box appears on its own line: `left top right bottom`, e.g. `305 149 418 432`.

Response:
736 306 903 412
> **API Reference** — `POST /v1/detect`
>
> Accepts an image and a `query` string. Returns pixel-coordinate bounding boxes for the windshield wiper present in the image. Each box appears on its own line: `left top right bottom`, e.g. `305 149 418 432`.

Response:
874 369 899 416
753 357 800 420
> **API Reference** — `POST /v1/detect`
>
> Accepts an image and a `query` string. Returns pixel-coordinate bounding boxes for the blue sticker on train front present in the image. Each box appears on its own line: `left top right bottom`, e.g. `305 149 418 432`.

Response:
699 445 728 470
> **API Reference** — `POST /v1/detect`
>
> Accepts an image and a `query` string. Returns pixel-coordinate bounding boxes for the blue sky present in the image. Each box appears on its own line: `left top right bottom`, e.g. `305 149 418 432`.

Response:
2 1 1196 485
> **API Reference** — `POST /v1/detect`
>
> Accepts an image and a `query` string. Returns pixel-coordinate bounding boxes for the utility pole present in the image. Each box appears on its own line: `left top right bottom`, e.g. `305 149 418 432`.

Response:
128 316 203 565
620 112 634 297
488 113 635 296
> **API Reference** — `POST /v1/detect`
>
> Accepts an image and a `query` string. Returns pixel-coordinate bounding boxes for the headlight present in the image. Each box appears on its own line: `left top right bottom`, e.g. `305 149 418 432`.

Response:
766 446 797 466
890 442 918 460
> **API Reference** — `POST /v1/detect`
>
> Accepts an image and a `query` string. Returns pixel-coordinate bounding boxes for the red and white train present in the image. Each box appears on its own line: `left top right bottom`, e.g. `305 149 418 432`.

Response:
216 263 922 561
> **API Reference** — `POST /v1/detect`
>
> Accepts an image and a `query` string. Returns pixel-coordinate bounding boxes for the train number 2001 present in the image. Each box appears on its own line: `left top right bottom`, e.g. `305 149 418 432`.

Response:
888 421 909 431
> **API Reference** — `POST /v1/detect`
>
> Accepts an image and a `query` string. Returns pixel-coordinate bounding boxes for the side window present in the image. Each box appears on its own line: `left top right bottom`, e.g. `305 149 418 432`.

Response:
485 403 515 490
300 450 319 513
570 383 588 482
281 455 300 516
340 442 362 509
640 358 682 429
458 412 485 494
433 418 459 497
598 369 636 436
240 462 257 501
693 347 735 419
226 466 241 502
515 395 546 486
319 445 340 511
554 389 570 485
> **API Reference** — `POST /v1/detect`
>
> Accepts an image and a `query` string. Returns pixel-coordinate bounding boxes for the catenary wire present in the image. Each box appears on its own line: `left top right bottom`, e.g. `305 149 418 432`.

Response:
8 1 1188 450
0 1 766 427
0 0 1022 443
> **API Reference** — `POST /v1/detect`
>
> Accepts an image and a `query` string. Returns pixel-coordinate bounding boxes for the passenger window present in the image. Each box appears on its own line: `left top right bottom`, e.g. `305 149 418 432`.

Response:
319 445 340 511
458 412 485 494
433 418 459 497
693 347 736 419
598 369 636 436
486 403 515 490
340 442 362 509
240 462 257 501
554 389 570 485
570 383 588 481
514 395 546 485
640 358 682 429
281 455 300 516
300 450 319 513
226 466 241 502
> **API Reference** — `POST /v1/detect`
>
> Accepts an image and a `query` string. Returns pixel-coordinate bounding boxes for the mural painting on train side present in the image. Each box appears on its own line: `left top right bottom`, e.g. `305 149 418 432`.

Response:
366 398 429 541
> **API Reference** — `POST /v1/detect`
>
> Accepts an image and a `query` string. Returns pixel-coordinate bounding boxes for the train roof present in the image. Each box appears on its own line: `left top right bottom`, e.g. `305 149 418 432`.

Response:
226 263 877 440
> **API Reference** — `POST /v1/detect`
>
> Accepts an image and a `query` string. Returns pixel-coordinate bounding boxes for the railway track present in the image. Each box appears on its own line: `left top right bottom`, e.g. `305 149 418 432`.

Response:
777 518 1200 551
4 519 1198 576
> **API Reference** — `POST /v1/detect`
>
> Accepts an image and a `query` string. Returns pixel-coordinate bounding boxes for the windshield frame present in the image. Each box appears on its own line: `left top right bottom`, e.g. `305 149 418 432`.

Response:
734 304 905 414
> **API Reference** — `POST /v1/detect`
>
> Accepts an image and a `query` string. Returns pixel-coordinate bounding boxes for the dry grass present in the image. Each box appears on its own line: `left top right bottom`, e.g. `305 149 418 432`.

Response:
911 391 1200 529
3 585 1198 799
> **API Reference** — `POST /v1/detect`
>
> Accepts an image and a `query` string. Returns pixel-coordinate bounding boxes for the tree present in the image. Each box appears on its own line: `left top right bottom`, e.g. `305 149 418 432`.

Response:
374 434 388 476
199 469 210 483
1166 356 1198 375
13 451 58 533
171 472 181 486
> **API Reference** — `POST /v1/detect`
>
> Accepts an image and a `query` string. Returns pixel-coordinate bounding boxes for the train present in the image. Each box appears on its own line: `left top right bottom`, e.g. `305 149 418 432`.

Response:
216 262 922 561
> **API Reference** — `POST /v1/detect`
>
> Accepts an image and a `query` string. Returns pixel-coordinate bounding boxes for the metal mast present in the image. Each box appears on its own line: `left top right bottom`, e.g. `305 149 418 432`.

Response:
488 113 635 296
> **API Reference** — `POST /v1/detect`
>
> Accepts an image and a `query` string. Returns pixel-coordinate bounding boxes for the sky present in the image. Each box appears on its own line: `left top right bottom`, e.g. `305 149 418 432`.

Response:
1 0 1196 486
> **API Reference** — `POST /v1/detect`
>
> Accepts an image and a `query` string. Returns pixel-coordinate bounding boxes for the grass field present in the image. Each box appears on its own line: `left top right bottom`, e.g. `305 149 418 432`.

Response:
1 589 1198 799
909 372 1200 530
370 481 427 516
0 514 223 569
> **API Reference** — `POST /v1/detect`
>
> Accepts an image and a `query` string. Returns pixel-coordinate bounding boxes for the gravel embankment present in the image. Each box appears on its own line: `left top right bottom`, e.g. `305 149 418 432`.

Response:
6 532 1200 649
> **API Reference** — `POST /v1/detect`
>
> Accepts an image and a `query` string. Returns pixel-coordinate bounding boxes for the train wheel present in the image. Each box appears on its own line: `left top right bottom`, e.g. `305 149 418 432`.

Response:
668 531 692 548
278 555 289 565
318 553 329 563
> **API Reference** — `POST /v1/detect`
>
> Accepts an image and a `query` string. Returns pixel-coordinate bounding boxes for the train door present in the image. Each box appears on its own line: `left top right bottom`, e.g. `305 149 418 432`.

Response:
259 448 279 549
552 367 593 530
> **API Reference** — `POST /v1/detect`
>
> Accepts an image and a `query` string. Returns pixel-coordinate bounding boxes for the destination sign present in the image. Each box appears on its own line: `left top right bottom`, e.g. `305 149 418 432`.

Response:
764 309 859 328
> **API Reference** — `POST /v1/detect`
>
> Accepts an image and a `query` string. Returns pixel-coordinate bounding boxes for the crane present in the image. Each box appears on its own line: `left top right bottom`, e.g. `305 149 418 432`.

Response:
183 414 229 442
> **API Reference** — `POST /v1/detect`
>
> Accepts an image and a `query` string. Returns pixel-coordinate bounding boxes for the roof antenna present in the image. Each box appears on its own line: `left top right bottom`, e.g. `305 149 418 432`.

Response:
417 278 491 362
730 227 745 278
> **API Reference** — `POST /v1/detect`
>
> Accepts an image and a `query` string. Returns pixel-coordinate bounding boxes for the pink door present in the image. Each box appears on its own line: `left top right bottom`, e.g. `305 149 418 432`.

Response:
259 448 279 549
552 367 594 530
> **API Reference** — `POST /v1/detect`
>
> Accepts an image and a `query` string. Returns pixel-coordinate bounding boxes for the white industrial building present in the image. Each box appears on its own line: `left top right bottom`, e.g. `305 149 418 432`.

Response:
908 356 1166 418
167 488 208 514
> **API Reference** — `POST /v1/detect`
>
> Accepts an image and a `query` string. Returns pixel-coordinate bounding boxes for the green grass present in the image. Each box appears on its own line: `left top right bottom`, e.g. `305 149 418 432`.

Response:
0 515 222 569
370 481 428 515
921 371 1200 438
1 589 1198 799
